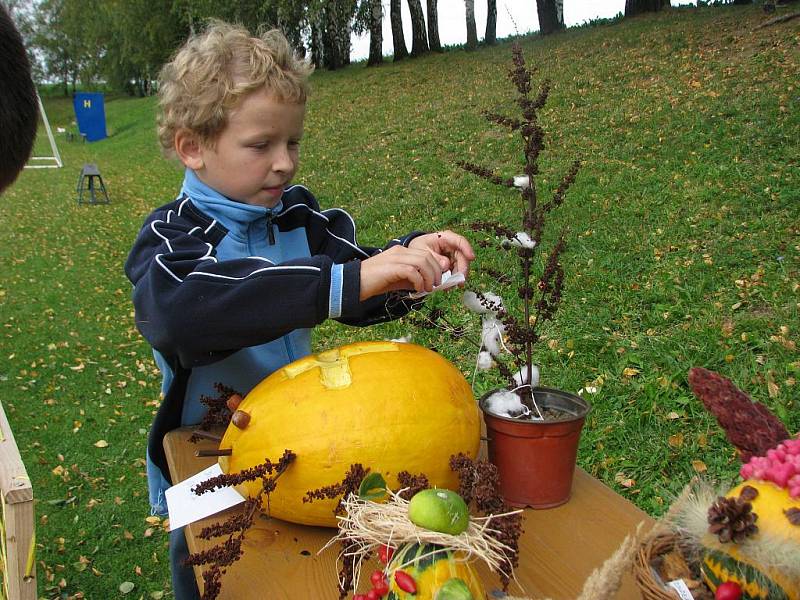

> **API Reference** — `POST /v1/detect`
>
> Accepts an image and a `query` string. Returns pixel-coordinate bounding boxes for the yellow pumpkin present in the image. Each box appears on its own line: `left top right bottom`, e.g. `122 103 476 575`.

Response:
702 480 800 600
218 342 481 527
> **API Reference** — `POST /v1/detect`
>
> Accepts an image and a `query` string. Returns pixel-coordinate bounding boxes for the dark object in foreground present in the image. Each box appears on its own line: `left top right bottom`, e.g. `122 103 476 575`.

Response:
0 5 38 193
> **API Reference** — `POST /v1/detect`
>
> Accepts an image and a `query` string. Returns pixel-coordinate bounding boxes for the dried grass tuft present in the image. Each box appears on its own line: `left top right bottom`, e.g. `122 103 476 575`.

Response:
321 489 523 592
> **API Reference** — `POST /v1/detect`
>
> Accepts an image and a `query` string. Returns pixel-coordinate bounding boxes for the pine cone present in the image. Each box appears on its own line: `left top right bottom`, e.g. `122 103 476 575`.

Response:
707 496 758 543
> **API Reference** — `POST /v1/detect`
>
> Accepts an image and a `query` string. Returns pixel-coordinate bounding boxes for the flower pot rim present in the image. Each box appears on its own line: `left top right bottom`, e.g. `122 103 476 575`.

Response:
479 385 591 424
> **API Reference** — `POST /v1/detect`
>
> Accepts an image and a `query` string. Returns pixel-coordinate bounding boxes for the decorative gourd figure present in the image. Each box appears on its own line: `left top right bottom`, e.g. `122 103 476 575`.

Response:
688 368 800 600
386 543 483 600
218 341 481 526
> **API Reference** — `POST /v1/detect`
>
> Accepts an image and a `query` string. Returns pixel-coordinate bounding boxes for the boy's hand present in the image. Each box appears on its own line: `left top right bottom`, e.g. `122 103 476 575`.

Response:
359 246 448 301
408 230 476 276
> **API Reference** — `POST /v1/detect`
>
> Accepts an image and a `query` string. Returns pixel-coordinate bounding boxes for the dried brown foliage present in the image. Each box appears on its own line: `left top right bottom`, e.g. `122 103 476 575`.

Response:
450 453 523 589
454 44 580 405
185 450 296 600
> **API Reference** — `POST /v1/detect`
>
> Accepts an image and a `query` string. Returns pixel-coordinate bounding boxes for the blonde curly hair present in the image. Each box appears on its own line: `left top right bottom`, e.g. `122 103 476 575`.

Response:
157 21 312 158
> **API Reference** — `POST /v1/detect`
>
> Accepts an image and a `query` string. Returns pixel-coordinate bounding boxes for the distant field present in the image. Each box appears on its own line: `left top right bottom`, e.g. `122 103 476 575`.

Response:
2 5 797 598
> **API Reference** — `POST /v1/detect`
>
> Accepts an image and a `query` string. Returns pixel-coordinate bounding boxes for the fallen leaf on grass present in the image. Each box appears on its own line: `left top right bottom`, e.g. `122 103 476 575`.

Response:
614 472 635 488
622 367 640 378
93 440 108 448
668 433 684 448
119 581 135 594
692 460 707 473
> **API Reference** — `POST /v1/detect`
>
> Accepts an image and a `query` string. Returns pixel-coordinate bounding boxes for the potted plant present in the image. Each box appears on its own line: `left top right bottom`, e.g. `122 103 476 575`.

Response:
455 43 589 509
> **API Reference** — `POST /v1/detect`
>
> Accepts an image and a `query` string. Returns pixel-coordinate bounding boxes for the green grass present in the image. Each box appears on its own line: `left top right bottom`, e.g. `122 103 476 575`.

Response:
1 5 798 598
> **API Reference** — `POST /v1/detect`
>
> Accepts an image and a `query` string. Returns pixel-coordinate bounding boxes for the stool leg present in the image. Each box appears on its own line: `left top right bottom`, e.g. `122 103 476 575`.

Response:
98 176 109 203
89 177 96 204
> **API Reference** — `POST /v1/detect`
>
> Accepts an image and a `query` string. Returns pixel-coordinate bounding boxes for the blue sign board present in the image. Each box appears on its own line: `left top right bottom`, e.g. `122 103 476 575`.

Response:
73 92 107 142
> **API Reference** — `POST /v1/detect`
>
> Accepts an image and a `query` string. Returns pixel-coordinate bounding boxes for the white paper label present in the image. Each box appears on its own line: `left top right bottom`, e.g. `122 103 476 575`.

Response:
166 463 246 531
667 579 695 600
407 270 466 299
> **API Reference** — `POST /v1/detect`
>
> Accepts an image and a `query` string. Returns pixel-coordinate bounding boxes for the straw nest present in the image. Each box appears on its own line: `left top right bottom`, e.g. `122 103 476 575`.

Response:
321 488 523 592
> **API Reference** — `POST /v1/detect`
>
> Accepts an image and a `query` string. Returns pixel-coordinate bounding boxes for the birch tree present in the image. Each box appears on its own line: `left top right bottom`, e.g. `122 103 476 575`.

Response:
407 0 429 56
485 0 497 45
427 0 441 52
465 0 478 50
536 0 564 35
624 0 670 17
367 0 382 66
390 0 408 60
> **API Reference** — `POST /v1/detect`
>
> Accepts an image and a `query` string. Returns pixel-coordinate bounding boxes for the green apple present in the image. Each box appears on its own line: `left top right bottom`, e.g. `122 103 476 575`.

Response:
435 578 474 600
408 488 469 535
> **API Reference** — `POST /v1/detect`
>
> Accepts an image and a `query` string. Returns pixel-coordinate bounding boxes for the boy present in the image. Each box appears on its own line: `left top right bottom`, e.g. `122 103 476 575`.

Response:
124 22 474 599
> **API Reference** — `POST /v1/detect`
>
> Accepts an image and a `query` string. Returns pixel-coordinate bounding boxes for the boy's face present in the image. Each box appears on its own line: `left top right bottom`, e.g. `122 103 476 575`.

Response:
194 88 305 208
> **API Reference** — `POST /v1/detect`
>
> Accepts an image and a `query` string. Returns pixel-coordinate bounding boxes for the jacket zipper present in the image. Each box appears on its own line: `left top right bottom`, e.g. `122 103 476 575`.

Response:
265 213 276 245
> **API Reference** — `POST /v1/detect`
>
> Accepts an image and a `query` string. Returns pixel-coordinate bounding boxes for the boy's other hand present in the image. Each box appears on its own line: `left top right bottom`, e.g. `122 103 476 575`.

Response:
408 230 476 276
359 246 446 301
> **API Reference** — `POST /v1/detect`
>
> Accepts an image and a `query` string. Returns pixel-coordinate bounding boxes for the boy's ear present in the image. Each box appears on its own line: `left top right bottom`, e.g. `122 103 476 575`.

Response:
174 129 205 170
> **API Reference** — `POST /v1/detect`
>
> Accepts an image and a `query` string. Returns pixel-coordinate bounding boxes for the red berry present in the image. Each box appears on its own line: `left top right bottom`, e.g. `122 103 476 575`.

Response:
353 595 366 600
394 570 417 594
378 544 394 564
373 580 389 596
715 581 742 600
370 570 386 587
366 590 380 600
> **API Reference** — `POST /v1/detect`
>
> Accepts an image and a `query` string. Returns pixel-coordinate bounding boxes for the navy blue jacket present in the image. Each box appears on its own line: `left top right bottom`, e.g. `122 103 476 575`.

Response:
125 182 421 481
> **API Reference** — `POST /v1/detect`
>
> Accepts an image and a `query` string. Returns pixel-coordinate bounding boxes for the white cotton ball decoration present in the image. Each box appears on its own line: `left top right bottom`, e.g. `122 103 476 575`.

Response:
476 351 493 370
512 364 540 388
462 291 504 314
513 175 530 189
509 232 537 249
463 291 488 314
484 389 527 418
481 316 506 357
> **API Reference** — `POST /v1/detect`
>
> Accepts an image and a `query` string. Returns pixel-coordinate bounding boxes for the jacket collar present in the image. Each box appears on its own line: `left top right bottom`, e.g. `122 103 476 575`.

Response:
180 169 283 233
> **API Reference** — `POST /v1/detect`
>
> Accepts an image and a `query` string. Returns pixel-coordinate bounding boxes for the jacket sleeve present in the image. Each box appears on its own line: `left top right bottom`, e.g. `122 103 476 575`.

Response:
302 199 426 327
124 204 362 368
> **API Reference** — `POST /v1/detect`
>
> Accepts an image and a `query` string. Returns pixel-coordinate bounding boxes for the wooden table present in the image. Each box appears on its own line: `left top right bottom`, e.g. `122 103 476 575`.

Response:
165 428 652 599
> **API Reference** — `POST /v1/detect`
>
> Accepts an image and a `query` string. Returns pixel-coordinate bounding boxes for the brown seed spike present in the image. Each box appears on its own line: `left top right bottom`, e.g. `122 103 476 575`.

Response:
231 409 251 429
226 393 243 412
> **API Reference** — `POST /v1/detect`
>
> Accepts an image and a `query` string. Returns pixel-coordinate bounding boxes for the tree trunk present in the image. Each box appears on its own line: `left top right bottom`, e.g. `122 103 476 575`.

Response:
485 0 497 45
427 0 442 52
390 0 408 60
321 0 354 70
367 0 383 66
536 0 564 35
465 0 478 50
407 0 429 56
624 0 670 17
310 17 324 69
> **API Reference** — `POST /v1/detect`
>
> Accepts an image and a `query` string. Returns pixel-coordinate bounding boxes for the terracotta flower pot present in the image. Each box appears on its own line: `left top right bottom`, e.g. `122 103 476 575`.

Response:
480 387 591 509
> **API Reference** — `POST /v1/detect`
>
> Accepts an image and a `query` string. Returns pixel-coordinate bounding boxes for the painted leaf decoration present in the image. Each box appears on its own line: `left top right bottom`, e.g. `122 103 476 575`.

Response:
358 472 387 500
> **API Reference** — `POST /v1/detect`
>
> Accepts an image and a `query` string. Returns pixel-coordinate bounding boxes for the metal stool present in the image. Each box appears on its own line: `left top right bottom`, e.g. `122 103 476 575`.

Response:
77 163 109 204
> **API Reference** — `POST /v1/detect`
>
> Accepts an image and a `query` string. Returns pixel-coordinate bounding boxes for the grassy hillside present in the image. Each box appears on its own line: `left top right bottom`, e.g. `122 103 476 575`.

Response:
1 5 798 598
